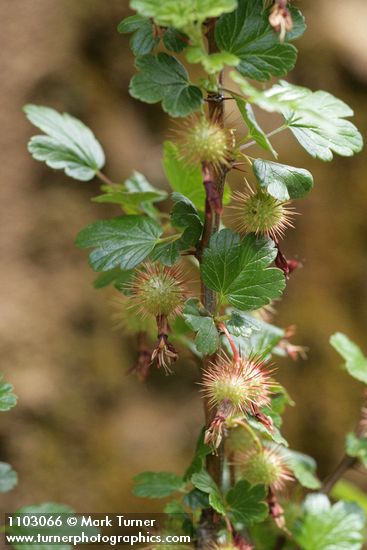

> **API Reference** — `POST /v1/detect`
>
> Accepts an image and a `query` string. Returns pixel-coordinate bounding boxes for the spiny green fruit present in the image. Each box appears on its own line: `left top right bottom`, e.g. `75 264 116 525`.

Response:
177 116 235 167
128 263 186 318
231 188 294 240
202 353 272 416
236 446 293 492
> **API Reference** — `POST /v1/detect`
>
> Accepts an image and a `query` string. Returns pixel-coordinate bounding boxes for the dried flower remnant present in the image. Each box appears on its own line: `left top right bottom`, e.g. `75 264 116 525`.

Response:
150 313 179 374
278 325 308 360
269 0 293 42
204 398 233 449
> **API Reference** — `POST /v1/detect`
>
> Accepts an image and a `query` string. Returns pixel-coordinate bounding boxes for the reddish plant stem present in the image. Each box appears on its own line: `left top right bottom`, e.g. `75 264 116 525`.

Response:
218 322 240 363
321 455 357 495
198 22 228 491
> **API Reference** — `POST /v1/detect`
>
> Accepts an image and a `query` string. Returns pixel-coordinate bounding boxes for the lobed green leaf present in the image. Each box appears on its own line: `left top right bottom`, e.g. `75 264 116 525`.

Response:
133 471 184 498
130 0 237 30
294 494 365 550
231 77 363 161
284 449 321 490
183 298 220 355
253 159 314 201
151 193 203 266
75 215 162 271
118 15 159 55
24 105 105 181
201 229 285 311
226 480 268 525
330 332 367 384
215 0 303 82
129 53 202 117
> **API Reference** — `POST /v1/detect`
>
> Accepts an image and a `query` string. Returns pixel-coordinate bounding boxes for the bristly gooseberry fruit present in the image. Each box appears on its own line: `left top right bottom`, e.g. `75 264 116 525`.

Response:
230 187 295 240
202 353 273 417
176 116 235 168
235 446 294 492
127 263 186 319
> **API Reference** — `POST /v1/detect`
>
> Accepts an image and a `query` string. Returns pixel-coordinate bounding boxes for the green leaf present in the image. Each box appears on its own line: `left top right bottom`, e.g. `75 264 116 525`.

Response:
186 48 239 74
0 462 18 492
201 229 285 311
0 376 17 411
226 480 268 525
117 15 159 55
284 450 321 490
93 172 167 215
133 472 184 498
330 332 367 384
209 492 227 515
236 100 277 158
129 53 202 117
215 0 298 82
331 480 367 516
248 417 288 447
294 494 365 550
286 90 363 161
163 141 205 210
191 470 226 514
346 432 367 468
231 77 363 161
125 171 167 217
253 159 314 201
151 193 203 266
184 489 209 510
231 314 285 358
191 470 219 494
23 105 105 181
75 215 162 271
163 28 188 53
10 503 99 550
287 5 307 41
130 0 237 29
183 298 220 355
225 310 260 338
11 503 74 550
184 429 212 480
93 268 133 290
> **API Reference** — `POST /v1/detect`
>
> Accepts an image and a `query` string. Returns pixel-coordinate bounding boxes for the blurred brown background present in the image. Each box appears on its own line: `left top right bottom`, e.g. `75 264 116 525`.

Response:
1 0 367 513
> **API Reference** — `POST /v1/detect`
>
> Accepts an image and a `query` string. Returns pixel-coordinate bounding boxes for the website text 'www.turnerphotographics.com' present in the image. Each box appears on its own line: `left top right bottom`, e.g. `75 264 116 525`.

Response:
4 513 192 547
